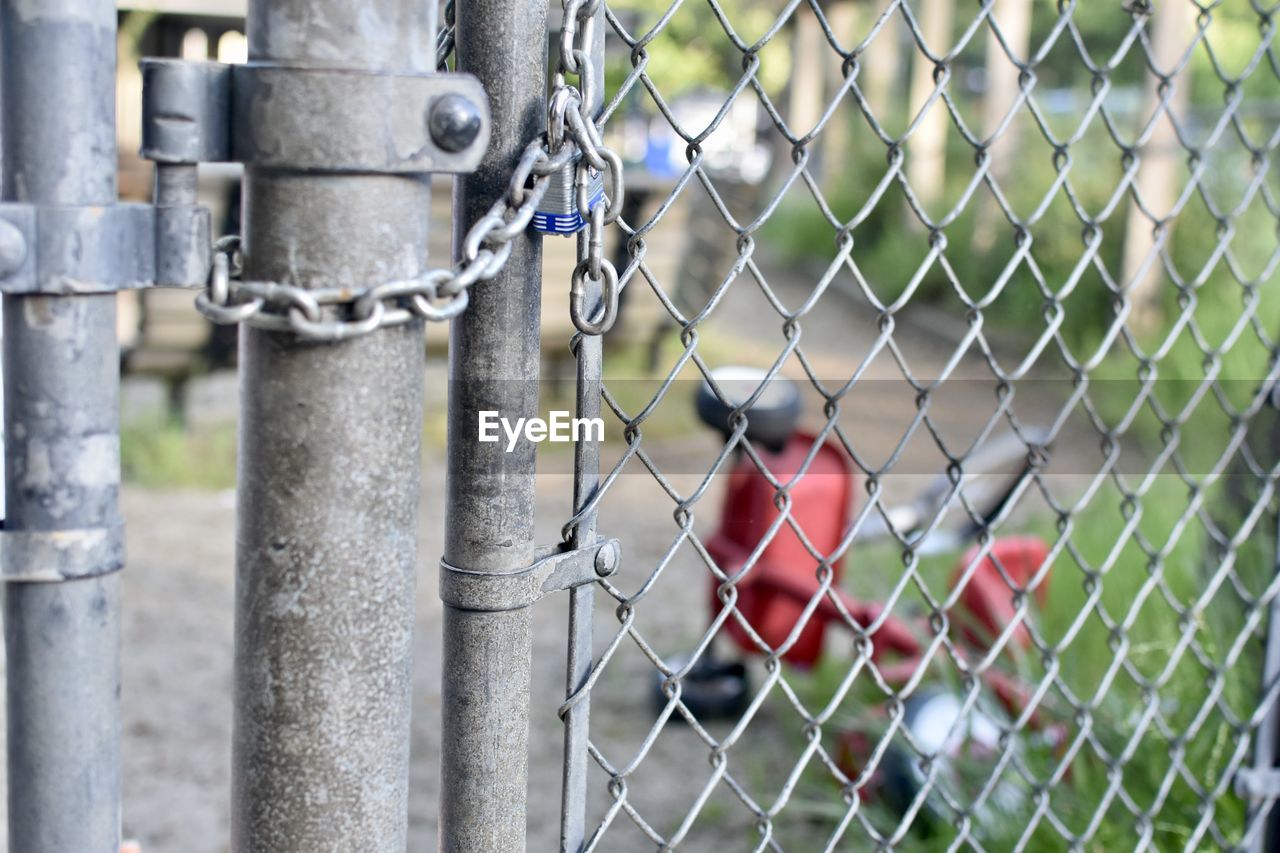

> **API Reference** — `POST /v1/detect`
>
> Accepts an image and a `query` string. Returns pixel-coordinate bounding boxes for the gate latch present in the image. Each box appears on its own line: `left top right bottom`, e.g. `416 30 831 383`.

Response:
439 538 620 612
0 58 491 297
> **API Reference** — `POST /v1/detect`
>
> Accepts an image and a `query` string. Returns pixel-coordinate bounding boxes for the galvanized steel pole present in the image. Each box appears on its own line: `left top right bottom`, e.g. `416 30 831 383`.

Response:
561 243 601 851
1 2 123 851
232 1 430 848
439 0 547 847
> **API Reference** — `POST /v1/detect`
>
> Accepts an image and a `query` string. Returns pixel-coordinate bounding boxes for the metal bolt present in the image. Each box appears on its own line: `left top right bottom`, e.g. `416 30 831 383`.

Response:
429 93 483 153
0 219 27 278
594 541 620 577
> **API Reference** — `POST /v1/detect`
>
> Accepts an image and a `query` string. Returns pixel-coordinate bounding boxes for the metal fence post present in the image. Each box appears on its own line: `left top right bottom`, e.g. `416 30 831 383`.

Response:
561 237 602 852
560 3 610 842
231 1 431 848
1 3 123 851
1241 500 1280 850
439 0 547 847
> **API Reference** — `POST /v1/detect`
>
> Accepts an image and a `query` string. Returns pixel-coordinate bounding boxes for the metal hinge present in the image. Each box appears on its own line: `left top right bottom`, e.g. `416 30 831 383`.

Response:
0 58 491 298
439 538 620 612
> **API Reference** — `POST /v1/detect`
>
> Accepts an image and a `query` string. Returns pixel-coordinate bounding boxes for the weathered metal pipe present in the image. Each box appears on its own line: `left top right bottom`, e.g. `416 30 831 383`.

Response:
232 1 430 848
438 0 548 847
1 1 123 851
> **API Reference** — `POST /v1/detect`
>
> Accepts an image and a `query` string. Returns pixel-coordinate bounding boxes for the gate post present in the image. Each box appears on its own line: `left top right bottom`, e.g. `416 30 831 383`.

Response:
231 1 431 848
1 3 123 850
438 0 547 847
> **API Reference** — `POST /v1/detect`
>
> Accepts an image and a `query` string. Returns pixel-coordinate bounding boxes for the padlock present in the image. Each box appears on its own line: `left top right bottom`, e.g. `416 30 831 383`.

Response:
532 156 605 236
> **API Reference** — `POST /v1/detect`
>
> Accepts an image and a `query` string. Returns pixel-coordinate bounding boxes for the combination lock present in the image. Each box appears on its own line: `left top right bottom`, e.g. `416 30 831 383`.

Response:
532 157 605 236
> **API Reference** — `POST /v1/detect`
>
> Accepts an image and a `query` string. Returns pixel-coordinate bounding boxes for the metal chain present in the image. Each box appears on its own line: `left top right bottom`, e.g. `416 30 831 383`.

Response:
557 0 624 336
436 0 455 72
194 0 624 342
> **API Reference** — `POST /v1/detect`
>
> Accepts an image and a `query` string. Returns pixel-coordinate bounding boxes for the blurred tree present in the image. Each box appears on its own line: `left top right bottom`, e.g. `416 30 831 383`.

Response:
607 0 792 102
1122 0 1195 330
789 5 827 140
983 0 1032 180
820 0 861 186
859 0 899 121
906 0 955 213
973 0 1032 250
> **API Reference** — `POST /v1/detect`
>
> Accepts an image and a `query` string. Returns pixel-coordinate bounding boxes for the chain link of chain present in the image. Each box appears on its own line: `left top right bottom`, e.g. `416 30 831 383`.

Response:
436 0 456 72
557 0 624 336
193 0 624 342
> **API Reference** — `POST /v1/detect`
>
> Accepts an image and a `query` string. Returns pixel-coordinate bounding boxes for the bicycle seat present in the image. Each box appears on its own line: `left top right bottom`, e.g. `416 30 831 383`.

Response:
695 366 801 453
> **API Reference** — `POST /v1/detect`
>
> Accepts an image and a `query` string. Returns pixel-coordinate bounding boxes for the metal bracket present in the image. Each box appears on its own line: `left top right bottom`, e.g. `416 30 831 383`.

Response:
1237 767 1280 800
105 57 492 297
233 65 490 173
0 57 228 294
0 57 494 295
140 58 491 175
0 203 157 295
439 538 620 612
141 60 232 164
0 58 237 294
1 523 125 583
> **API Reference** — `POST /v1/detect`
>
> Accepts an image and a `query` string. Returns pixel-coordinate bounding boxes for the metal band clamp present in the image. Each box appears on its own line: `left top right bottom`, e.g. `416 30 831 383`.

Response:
1236 767 1280 799
1 522 125 583
439 538 620 612
0 203 158 295
140 59 491 175
232 65 490 173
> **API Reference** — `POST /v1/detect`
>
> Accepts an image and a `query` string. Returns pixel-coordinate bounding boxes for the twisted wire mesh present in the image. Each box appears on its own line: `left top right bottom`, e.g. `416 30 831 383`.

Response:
557 0 1280 848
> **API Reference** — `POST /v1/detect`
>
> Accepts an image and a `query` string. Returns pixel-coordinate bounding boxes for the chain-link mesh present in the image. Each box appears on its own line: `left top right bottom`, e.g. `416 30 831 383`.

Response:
558 0 1280 848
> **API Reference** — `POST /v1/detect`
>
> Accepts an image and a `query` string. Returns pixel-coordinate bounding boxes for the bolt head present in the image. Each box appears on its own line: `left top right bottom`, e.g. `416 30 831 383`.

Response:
0 219 26 278
429 94 483 153
594 541 620 577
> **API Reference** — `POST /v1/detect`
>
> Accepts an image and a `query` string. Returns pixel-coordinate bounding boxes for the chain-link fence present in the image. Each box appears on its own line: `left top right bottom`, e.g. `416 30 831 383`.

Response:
553 0 1280 849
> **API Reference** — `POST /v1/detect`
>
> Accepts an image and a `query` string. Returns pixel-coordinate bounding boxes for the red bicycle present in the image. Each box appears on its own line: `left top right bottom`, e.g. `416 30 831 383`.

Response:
657 366 1058 812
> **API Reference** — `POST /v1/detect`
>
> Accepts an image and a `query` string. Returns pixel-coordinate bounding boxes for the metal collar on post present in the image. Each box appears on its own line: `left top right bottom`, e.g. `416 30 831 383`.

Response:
439 539 620 612
0 523 125 583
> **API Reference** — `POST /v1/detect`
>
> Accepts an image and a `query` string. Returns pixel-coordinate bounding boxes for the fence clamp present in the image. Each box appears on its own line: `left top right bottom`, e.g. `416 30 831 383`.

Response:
439 538 620 612
0 202 169 294
122 57 490 299
0 522 125 583
1236 767 1280 800
140 58 490 175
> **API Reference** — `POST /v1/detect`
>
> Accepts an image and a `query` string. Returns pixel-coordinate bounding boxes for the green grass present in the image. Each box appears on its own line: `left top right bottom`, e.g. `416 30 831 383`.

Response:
121 419 238 490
